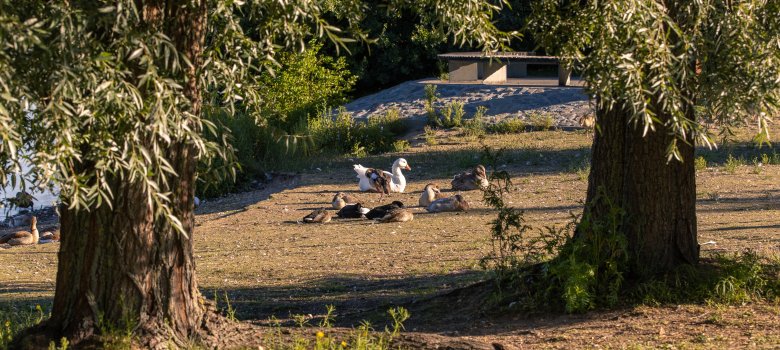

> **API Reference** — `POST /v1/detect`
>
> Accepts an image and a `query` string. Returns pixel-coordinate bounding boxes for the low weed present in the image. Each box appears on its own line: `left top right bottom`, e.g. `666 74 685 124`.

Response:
635 250 780 306
0 304 47 350
751 157 763 174
308 107 408 157
694 156 707 171
264 306 410 350
423 125 437 146
214 291 238 322
463 106 487 138
96 301 137 350
528 112 555 131
723 154 744 174
567 156 591 181
488 118 526 134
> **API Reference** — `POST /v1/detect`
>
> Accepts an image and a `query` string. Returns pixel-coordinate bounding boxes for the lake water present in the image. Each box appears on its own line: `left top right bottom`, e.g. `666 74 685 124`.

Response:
1 162 58 218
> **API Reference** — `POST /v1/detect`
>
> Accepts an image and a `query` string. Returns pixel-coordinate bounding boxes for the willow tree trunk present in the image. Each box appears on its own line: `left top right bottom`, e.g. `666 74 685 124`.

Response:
583 105 700 277
18 1 212 349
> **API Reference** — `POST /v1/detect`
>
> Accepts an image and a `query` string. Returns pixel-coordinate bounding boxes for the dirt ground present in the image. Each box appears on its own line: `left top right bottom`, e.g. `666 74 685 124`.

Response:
1 130 779 349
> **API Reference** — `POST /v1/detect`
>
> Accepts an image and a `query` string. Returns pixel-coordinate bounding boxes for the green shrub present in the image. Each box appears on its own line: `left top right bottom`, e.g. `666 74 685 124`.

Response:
694 156 707 171
723 154 744 174
451 101 465 127
636 251 780 306
424 84 439 105
463 106 487 138
528 112 555 131
423 125 437 146
488 118 526 134
309 107 408 156
428 101 465 128
257 42 357 131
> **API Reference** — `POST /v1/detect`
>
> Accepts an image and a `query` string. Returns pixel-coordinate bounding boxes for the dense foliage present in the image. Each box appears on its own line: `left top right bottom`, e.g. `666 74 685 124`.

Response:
0 0 512 225
528 0 780 158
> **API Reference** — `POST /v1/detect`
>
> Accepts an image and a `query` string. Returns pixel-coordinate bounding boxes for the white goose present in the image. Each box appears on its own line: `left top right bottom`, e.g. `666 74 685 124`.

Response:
354 158 411 193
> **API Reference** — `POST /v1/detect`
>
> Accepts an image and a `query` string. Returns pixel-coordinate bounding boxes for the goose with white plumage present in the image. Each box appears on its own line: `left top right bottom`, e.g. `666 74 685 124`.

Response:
353 158 411 194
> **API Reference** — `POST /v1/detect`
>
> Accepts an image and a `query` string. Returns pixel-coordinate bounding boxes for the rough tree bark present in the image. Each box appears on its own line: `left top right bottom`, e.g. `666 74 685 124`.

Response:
583 103 700 277
16 1 215 349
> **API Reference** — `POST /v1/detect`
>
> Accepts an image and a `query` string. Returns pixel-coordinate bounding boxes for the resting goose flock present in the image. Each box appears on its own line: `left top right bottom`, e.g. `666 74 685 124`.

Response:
300 163 485 226
337 203 371 218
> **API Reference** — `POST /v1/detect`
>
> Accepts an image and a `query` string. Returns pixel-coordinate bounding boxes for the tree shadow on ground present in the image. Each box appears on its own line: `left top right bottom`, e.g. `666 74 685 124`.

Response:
214 271 485 325
215 271 630 338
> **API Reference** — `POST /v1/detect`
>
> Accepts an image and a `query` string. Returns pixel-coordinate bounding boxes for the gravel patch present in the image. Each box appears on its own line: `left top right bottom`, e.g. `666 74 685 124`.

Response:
344 78 594 127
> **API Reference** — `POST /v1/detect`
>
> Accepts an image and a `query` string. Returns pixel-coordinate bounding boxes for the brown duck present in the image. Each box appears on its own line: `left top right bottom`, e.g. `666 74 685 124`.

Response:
426 194 470 213
451 165 489 191
303 208 333 224
376 207 414 223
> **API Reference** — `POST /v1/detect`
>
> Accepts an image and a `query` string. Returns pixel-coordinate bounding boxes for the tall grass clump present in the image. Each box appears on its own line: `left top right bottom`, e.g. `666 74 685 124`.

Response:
463 106 487 138
528 112 555 131
488 118 526 134
309 107 408 157
694 156 707 171
635 251 780 306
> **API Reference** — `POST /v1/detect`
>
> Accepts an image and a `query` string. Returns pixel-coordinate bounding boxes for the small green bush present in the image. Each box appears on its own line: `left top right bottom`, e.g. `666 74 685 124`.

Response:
694 156 707 171
528 112 555 131
488 118 526 134
463 106 487 138
309 107 408 156
428 101 464 128
424 84 439 105
723 154 744 174
423 125 437 146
